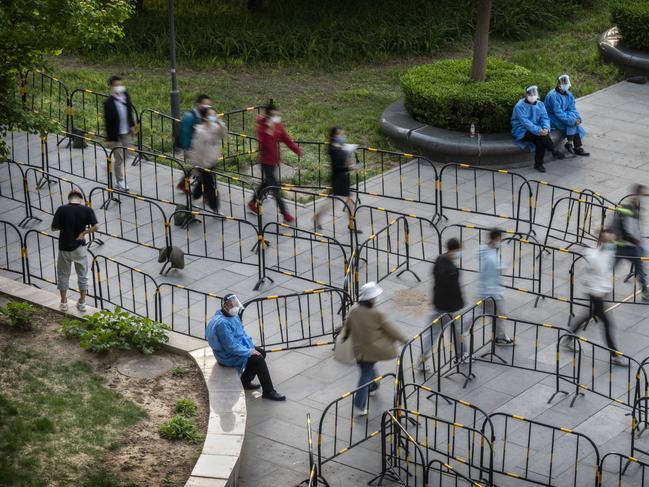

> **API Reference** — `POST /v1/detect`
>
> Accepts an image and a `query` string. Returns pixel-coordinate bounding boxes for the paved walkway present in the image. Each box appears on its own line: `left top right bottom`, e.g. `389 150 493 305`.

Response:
1 81 649 486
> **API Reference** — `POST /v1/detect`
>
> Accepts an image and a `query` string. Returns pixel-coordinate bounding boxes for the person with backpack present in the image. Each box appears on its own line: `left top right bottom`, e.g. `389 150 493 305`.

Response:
247 100 302 223
175 94 213 193
612 184 648 301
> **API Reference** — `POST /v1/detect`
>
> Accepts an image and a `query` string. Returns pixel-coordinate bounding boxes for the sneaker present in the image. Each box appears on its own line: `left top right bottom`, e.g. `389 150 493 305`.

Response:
176 180 189 193
116 180 129 192
642 289 649 303
313 218 323 230
283 212 295 224
262 390 286 401
534 164 546 173
495 336 514 346
76 301 87 312
354 406 368 417
552 151 566 160
565 142 575 154
242 381 261 390
247 200 260 215
573 147 590 157
369 384 379 397
562 339 576 352
59 301 68 312
611 356 629 367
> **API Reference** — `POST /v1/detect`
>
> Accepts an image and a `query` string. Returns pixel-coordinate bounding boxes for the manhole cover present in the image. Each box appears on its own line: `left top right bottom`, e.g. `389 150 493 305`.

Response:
116 354 175 379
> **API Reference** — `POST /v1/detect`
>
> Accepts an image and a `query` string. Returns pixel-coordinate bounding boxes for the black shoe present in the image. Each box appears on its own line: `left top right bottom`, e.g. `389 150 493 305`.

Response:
564 142 575 154
262 390 286 401
242 381 261 390
552 151 566 160
573 147 590 157
534 164 546 173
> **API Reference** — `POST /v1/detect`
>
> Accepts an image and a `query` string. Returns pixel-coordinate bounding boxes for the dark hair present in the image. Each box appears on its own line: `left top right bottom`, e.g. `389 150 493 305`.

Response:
489 228 503 241
68 190 84 200
359 300 374 308
265 98 278 115
446 238 461 252
108 75 122 86
329 126 342 141
198 106 211 120
633 184 646 195
196 94 211 104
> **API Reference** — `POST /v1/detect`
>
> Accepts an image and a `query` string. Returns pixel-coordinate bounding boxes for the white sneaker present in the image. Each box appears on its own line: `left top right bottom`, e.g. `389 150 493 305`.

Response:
354 407 368 417
59 301 68 311
76 301 87 312
116 180 129 191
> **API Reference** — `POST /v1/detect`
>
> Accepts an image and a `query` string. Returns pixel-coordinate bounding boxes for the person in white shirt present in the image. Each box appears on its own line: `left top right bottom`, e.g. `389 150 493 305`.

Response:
103 75 136 192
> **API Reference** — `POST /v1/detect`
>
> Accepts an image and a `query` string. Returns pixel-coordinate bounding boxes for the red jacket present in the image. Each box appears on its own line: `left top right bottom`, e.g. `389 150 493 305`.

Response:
256 115 302 166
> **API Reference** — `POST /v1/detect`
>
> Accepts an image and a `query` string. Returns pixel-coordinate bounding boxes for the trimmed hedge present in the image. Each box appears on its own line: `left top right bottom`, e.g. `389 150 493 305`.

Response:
612 0 649 51
401 58 554 134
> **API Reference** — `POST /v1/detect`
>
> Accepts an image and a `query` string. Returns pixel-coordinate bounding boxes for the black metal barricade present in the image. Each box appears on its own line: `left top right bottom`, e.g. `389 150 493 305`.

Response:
156 283 222 339
600 452 649 486
239 288 348 352
426 460 486 487
0 220 26 282
70 88 139 140
187 166 257 220
23 167 87 223
88 187 170 251
487 412 600 487
20 70 70 130
47 131 111 187
6 132 48 170
138 108 181 157
0 160 32 227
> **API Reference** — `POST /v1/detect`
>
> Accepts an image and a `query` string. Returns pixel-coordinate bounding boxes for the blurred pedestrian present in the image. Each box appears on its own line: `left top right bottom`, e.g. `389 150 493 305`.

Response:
206 294 286 401
247 100 302 223
612 184 648 301
566 229 626 365
544 74 590 157
188 106 227 213
176 94 213 192
478 228 514 345
51 190 99 313
343 282 408 415
313 127 358 231
103 75 136 191
418 238 465 371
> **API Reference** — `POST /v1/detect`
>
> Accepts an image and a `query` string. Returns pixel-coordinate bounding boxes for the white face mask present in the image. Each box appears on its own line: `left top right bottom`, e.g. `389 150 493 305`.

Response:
207 115 218 123
526 95 538 104
451 252 462 265
560 83 571 92
225 306 239 317
270 115 281 124
112 85 126 95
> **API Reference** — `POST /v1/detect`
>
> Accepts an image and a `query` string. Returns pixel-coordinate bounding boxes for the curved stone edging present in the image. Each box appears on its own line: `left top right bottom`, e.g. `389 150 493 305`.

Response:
598 27 649 77
380 99 562 166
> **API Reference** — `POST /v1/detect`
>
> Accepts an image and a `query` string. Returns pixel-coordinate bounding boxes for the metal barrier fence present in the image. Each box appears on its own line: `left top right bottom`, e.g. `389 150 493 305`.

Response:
70 88 140 140
23 167 87 223
6 132 48 169
156 283 222 338
316 373 397 486
20 70 70 130
601 452 649 486
48 132 111 186
240 288 348 352
0 160 31 226
0 221 26 282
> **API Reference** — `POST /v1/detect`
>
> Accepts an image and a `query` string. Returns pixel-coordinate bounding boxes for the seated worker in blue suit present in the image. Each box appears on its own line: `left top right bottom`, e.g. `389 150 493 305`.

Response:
206 293 286 401
544 74 589 157
511 85 565 173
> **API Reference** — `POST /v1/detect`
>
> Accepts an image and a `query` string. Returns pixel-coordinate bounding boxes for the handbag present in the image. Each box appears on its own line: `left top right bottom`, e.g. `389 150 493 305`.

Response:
333 326 356 365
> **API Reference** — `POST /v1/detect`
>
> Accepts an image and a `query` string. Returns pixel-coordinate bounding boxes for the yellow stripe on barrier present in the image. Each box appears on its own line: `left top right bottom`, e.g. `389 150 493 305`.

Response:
560 427 572 433
512 415 525 421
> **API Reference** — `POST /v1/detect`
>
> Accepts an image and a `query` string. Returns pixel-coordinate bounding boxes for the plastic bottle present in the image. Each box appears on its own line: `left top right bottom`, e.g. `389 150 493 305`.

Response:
469 123 476 138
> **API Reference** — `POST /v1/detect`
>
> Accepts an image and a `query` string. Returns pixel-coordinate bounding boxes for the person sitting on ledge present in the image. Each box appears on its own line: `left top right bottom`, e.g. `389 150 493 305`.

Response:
511 85 565 173
544 74 589 157
206 293 286 401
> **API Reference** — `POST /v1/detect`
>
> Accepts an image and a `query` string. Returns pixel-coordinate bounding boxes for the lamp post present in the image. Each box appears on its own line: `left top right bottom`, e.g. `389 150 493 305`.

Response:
168 0 180 122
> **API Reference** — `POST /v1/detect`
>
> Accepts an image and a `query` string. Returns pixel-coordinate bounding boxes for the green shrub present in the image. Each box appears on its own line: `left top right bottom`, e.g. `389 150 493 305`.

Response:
612 0 649 51
57 307 170 354
171 366 189 377
0 301 36 330
159 415 203 443
174 399 197 418
401 58 554 134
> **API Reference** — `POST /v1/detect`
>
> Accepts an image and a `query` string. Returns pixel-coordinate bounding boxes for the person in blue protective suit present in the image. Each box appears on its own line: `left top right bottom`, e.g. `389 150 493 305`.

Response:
205 293 286 401
511 85 565 173
544 74 589 157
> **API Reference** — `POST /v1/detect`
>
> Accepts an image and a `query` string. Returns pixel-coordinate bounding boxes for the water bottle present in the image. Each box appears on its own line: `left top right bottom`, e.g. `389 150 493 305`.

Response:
469 123 476 138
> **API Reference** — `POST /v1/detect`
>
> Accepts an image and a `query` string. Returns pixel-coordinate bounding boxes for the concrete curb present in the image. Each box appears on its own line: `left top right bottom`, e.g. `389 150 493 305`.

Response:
598 27 649 77
0 276 244 487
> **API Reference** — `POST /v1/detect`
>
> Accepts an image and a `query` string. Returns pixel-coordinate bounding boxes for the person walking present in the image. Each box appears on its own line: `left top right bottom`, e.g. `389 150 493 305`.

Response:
187 106 227 213
103 75 136 191
247 100 302 223
343 282 408 415
544 74 590 157
205 294 286 401
478 229 514 345
511 85 565 173
51 190 99 312
566 229 626 365
176 94 213 192
313 127 358 231
612 184 649 301
418 238 465 371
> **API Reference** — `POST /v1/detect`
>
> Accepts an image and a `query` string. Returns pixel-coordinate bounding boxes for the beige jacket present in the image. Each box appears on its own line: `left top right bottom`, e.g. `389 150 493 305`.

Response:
344 304 408 363
188 121 227 168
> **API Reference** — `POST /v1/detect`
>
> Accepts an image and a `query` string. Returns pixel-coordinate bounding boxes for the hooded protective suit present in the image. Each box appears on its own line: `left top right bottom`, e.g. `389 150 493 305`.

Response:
544 88 586 139
205 309 254 373
511 98 551 152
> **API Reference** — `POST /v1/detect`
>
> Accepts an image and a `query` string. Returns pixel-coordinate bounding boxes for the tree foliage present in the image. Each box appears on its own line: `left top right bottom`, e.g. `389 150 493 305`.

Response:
0 0 133 156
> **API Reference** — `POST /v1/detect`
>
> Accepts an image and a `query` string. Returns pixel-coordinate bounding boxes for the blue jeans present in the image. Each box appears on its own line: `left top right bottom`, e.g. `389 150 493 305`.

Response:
354 361 378 410
616 245 646 289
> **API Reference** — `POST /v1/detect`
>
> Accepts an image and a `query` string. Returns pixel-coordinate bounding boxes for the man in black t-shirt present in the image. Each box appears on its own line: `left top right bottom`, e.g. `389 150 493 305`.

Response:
51 190 99 312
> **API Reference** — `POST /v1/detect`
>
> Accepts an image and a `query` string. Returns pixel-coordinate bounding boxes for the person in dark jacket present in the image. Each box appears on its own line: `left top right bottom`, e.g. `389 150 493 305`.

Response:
247 100 303 223
418 238 465 370
103 75 136 192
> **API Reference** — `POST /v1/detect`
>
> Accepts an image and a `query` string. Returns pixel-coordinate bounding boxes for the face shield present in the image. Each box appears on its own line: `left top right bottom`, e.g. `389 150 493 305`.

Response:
223 294 243 316
558 74 571 91
525 85 539 103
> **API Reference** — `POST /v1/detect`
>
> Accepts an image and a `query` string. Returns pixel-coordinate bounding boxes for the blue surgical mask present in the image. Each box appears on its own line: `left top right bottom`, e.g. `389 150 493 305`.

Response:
333 135 346 144
207 115 218 123
603 242 615 251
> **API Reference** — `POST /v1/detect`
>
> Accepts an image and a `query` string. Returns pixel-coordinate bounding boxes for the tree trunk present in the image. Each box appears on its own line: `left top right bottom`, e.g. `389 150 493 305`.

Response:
247 0 264 12
471 0 493 82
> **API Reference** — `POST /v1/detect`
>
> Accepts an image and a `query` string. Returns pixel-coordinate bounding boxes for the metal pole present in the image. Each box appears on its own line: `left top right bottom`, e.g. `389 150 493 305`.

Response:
168 0 180 122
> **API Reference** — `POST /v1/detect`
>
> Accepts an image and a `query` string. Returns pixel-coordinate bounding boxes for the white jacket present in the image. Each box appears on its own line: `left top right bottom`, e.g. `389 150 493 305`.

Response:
188 121 227 168
582 246 614 298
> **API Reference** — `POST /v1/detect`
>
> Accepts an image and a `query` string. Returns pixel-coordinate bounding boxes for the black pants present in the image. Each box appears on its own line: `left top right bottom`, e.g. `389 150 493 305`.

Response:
241 346 275 393
567 133 583 149
569 295 616 351
523 131 555 166
192 168 219 212
251 164 287 214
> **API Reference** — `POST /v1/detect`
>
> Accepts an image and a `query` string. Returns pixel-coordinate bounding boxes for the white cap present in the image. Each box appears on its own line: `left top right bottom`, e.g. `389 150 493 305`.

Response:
358 282 383 302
